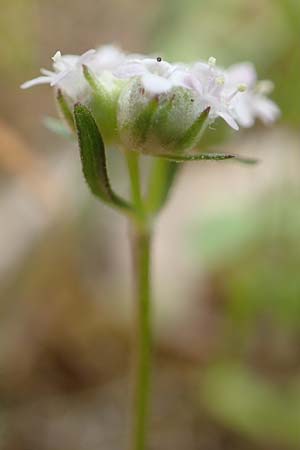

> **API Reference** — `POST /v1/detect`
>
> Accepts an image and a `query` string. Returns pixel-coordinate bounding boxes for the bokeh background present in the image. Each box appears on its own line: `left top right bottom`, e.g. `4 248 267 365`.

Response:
1 0 300 449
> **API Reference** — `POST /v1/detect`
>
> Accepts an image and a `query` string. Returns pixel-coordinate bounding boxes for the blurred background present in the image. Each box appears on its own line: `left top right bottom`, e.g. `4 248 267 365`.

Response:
1 0 300 449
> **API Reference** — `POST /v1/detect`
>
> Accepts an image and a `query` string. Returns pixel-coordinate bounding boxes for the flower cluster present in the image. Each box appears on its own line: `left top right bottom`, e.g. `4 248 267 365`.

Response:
22 45 280 156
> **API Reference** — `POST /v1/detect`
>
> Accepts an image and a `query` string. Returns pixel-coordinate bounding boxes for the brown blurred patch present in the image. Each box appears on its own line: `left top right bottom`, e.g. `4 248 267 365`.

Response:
0 120 61 211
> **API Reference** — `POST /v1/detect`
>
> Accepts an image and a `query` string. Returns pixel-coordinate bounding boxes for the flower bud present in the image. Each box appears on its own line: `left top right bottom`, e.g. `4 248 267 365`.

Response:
117 79 210 156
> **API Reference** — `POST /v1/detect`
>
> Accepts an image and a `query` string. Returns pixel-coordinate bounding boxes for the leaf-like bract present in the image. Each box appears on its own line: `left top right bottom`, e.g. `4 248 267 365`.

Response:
74 104 132 211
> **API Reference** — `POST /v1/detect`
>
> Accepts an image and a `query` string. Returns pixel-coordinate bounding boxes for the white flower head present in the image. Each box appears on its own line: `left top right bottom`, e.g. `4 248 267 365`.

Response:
182 57 240 130
226 63 280 127
21 49 96 97
114 56 188 97
21 45 280 156
21 45 128 100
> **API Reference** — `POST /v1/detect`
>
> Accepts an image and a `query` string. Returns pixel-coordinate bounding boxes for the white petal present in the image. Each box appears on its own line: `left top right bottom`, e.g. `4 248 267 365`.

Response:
96 45 122 60
141 73 173 95
114 62 147 78
181 73 203 94
49 70 70 86
227 62 257 87
192 62 211 75
232 97 255 128
170 70 194 90
78 49 96 64
143 58 173 76
92 45 125 70
41 68 55 76
254 97 281 124
218 111 239 130
20 76 51 89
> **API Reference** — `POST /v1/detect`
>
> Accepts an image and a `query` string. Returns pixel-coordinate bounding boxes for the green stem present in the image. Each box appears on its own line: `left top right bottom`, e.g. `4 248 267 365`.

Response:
126 151 143 213
126 149 152 450
146 157 178 214
130 223 152 450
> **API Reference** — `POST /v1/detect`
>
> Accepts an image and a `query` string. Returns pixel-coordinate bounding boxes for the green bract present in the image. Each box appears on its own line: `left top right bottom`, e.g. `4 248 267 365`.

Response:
83 65 125 144
117 80 210 156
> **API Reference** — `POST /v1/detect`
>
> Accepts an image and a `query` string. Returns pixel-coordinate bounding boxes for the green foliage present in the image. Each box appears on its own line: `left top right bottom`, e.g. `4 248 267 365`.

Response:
200 362 300 447
150 0 290 65
0 0 36 77
188 189 300 329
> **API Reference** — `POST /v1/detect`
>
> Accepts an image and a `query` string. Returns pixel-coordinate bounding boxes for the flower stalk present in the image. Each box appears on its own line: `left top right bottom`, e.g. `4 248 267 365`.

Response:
126 150 153 450
130 220 152 450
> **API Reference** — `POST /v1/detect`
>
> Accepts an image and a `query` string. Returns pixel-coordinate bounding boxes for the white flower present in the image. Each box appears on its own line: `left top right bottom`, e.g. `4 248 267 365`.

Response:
89 45 127 74
114 57 188 97
20 46 128 100
179 58 240 130
226 63 280 127
21 49 96 93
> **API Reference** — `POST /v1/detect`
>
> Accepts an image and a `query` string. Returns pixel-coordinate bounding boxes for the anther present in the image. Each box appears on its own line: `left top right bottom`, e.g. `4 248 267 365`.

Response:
216 76 225 86
208 56 216 66
227 83 248 101
237 83 247 92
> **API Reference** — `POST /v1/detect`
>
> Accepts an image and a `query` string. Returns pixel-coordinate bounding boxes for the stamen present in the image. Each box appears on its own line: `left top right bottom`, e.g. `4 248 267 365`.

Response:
216 76 225 85
227 83 247 101
208 56 216 66
237 83 247 92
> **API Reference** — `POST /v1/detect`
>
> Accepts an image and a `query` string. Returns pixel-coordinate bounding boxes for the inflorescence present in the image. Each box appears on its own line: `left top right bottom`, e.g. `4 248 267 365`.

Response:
22 45 280 156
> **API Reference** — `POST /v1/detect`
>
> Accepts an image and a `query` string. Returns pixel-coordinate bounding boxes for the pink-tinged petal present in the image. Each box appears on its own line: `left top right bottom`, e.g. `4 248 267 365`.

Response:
233 98 255 128
218 111 239 130
192 62 211 77
254 97 281 124
142 73 173 95
181 73 203 94
20 76 51 89
114 62 147 78
170 71 193 90
227 63 257 88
